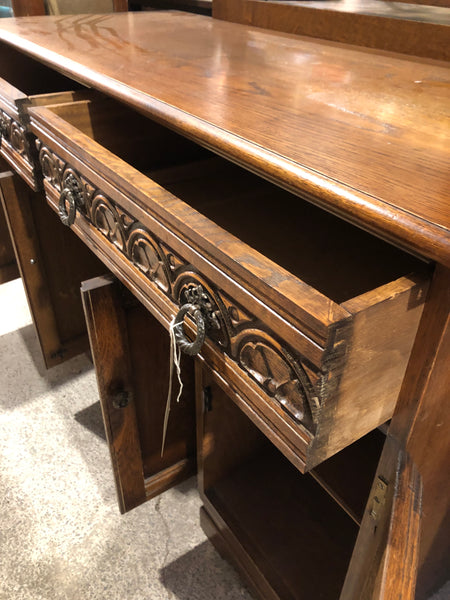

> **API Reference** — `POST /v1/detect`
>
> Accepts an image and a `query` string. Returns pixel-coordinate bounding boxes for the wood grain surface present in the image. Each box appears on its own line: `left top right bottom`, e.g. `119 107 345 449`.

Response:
388 264 450 597
11 0 45 17
82 274 197 513
81 274 148 513
341 437 422 600
0 176 19 284
198 366 359 600
0 12 448 264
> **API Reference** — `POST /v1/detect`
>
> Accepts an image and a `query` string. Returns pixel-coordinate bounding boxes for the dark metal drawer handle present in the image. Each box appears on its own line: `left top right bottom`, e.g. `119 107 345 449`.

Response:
58 187 77 226
173 303 206 356
172 284 219 356
0 116 8 145
58 173 83 227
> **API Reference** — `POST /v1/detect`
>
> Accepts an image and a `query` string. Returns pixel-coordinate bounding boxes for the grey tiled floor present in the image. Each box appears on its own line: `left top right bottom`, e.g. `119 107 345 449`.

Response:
0 278 448 600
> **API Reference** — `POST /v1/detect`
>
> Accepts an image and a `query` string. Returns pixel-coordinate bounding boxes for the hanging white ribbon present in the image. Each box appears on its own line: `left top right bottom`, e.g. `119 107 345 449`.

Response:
161 315 184 457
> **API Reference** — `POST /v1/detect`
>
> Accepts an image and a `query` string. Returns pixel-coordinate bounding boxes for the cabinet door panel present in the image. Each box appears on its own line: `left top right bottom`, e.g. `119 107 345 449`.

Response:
340 437 422 600
0 169 104 367
0 169 18 283
81 274 196 513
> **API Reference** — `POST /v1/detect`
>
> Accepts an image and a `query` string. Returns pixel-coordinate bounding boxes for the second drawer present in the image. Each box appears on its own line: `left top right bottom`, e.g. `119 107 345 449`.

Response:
0 42 88 189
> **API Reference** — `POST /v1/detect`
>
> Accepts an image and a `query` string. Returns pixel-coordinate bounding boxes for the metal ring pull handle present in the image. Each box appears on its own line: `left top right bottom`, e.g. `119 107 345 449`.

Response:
0 116 8 146
58 173 83 227
173 302 206 356
58 187 77 226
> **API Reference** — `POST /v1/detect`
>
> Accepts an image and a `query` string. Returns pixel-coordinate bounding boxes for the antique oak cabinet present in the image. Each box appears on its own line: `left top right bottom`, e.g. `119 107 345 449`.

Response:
0 11 448 600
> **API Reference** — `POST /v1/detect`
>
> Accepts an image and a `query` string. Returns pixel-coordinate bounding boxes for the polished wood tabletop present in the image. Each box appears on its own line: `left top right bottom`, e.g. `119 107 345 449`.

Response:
0 12 448 264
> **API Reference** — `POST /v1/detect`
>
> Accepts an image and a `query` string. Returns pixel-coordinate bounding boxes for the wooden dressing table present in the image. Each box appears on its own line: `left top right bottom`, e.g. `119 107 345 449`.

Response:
0 11 448 599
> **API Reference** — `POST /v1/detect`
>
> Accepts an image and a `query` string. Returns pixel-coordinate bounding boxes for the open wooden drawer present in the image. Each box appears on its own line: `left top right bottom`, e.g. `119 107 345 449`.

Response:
0 42 86 189
28 95 430 471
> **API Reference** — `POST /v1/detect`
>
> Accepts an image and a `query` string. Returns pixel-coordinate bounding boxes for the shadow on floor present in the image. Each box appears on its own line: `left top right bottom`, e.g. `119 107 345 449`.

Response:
18 323 93 384
18 323 51 377
170 476 198 497
18 323 93 382
74 400 106 441
0 324 94 408
160 539 251 600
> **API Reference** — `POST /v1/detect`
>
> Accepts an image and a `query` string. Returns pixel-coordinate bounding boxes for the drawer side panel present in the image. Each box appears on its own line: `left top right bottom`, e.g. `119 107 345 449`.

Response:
308 276 429 467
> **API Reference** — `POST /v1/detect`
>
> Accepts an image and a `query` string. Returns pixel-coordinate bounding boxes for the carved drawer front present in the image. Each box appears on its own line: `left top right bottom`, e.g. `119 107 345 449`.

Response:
0 77 38 189
29 97 430 471
0 43 89 189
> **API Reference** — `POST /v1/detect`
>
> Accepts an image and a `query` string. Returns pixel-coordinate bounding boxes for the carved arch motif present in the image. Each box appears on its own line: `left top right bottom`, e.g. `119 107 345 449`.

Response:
127 225 171 293
91 194 127 252
36 140 65 190
172 271 319 429
0 110 32 164
235 332 320 430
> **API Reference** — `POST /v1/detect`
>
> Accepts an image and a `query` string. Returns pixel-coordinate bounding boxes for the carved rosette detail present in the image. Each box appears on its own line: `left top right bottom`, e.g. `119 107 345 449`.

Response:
37 144 322 432
0 109 32 164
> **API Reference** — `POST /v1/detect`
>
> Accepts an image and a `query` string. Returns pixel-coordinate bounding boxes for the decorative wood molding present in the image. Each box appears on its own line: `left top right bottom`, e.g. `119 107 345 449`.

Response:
37 141 323 432
0 109 33 167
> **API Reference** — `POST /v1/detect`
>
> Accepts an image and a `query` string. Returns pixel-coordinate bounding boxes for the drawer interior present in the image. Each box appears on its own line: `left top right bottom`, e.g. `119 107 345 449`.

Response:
153 163 422 303
0 42 84 96
44 98 425 305
200 376 382 599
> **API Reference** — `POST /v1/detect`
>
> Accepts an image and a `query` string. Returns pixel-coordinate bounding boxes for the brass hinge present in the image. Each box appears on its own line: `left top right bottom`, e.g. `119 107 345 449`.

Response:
369 476 388 521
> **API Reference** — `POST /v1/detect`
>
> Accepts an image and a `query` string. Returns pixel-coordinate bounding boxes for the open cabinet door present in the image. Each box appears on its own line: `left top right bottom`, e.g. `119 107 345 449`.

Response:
0 180 18 283
340 436 422 600
81 274 196 514
0 168 104 367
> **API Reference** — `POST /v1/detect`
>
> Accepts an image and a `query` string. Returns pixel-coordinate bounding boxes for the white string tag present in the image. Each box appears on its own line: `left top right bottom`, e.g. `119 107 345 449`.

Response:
161 316 184 457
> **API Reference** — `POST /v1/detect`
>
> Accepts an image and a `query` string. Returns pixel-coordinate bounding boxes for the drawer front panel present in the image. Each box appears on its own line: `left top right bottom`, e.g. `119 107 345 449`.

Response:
0 82 94 190
0 78 40 189
38 141 322 465
0 107 38 189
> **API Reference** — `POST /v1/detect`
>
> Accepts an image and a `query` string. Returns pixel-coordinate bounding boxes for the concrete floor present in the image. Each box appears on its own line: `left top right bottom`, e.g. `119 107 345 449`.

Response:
0 277 448 600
